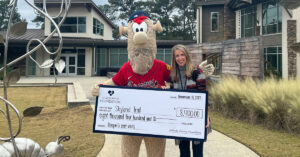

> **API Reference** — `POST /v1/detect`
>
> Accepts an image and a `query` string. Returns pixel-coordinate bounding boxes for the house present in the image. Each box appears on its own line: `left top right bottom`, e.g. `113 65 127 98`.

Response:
0 0 195 77
195 0 235 43
194 0 300 78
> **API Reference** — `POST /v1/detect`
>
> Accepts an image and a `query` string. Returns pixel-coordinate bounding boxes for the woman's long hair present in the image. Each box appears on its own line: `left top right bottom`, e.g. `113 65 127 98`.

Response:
170 44 194 82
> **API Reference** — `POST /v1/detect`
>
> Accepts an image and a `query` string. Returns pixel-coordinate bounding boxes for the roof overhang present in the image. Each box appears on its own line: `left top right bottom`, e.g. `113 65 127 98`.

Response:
280 0 300 9
34 0 116 29
0 39 196 48
194 0 226 6
1 33 195 48
1 29 196 48
228 0 269 10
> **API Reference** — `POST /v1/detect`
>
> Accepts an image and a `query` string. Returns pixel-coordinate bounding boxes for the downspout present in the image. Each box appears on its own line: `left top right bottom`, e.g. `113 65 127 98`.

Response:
93 39 96 76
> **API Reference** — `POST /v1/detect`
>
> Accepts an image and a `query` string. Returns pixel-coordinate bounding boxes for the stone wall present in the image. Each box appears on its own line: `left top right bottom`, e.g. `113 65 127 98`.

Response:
224 0 236 40
261 34 282 47
186 37 262 78
287 20 297 78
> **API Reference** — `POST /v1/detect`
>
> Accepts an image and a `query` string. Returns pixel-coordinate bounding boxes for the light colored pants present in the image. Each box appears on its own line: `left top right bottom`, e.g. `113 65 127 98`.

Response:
121 135 166 157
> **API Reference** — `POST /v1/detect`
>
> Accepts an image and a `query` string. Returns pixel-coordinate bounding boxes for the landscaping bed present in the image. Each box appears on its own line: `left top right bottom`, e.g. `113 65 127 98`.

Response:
0 86 104 157
209 77 300 156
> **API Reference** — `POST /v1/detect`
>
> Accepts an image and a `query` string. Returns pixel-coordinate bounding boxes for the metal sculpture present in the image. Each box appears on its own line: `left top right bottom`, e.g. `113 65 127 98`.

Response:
0 96 70 157
0 0 71 156
0 136 70 157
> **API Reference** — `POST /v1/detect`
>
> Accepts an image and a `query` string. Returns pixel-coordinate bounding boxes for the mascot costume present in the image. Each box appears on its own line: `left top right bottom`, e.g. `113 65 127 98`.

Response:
92 11 214 157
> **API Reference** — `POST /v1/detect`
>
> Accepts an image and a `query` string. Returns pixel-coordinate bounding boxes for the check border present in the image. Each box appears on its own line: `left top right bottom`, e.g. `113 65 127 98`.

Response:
93 85 208 142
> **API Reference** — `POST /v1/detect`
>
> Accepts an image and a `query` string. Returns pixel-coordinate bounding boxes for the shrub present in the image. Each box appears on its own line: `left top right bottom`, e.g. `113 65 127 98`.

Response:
0 66 13 80
209 76 300 134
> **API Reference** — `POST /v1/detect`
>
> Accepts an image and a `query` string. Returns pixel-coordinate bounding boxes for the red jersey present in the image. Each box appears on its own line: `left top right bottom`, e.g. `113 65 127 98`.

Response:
112 59 170 88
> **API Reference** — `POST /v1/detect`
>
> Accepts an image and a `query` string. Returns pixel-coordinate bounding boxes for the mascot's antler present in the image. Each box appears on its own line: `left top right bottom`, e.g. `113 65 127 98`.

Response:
154 21 162 32
119 25 128 35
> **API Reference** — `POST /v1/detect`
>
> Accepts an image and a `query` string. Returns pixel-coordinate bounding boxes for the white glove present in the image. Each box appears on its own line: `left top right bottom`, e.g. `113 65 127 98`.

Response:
91 84 100 97
199 60 215 77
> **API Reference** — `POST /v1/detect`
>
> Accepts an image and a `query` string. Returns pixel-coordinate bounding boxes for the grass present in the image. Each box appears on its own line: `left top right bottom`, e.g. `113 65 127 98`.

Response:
0 86 104 157
209 76 300 133
211 111 300 157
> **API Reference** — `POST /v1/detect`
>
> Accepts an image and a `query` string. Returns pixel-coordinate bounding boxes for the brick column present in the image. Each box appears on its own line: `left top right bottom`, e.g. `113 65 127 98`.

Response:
287 20 297 78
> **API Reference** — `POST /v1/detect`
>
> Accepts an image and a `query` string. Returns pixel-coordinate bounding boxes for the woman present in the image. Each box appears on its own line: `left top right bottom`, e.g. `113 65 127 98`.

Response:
170 44 210 157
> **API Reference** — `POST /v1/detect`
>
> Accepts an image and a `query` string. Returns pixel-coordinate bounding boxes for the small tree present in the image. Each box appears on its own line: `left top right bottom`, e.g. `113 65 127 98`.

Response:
98 4 120 39
0 0 25 31
32 13 45 29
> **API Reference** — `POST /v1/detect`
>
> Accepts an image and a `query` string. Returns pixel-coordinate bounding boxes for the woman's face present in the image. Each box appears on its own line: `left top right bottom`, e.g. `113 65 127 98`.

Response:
174 49 186 67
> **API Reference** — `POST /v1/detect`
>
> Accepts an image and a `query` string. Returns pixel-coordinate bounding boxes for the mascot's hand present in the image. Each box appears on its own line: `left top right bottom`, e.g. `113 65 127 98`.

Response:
199 60 215 76
91 79 116 97
91 84 100 97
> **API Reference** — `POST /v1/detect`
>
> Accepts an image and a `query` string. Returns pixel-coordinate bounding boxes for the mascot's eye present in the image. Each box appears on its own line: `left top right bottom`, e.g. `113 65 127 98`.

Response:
140 22 148 33
132 22 148 34
132 23 140 33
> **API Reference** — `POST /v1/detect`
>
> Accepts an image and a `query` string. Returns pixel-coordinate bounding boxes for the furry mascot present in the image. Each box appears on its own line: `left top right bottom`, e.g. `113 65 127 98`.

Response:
92 11 214 157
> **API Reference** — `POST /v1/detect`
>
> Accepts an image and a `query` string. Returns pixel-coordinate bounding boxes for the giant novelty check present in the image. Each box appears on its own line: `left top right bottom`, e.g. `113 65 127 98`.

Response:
93 85 208 141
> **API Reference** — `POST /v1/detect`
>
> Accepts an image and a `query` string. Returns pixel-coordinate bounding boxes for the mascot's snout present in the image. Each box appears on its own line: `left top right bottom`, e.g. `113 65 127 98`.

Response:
134 32 148 45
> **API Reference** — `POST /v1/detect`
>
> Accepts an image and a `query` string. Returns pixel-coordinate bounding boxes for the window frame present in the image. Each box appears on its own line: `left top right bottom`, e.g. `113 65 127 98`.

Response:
264 46 282 77
93 18 104 36
241 5 257 38
51 17 86 33
49 48 86 76
211 12 219 32
109 48 128 68
262 0 282 35
27 53 36 76
77 49 86 75
156 48 172 65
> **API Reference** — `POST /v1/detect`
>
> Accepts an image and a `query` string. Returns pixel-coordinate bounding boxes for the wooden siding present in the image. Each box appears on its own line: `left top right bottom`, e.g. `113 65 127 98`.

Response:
187 37 263 78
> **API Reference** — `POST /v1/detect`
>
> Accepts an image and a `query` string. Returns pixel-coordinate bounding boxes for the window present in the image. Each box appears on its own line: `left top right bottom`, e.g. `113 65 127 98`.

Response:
206 54 221 75
96 48 108 75
27 53 36 75
264 46 282 77
97 48 107 68
95 48 172 75
211 12 219 32
262 0 282 35
156 48 172 65
51 17 86 33
109 48 128 68
77 49 85 75
241 5 257 38
49 49 85 75
93 18 104 36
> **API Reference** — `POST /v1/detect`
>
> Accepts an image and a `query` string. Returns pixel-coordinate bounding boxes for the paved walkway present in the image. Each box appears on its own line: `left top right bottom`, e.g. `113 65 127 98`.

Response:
18 76 260 157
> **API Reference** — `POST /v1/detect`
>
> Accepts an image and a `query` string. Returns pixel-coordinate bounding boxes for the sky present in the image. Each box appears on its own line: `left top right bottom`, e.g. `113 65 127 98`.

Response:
17 0 108 28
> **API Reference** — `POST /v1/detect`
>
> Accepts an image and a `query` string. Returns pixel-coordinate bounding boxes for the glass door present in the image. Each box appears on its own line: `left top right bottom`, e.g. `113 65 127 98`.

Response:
60 54 77 76
68 55 77 76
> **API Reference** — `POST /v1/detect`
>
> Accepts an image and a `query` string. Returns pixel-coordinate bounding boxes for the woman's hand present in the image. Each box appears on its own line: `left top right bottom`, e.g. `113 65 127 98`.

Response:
206 114 210 128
